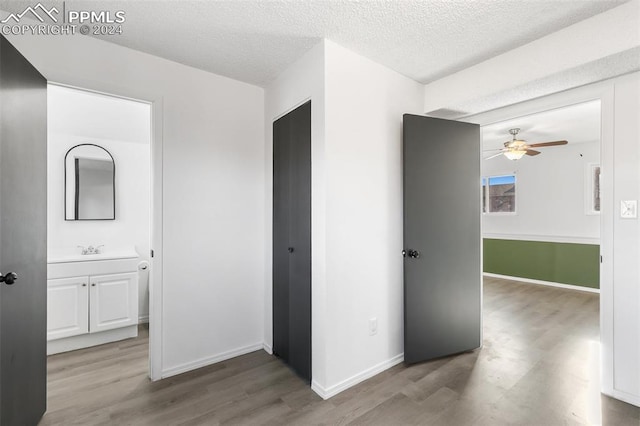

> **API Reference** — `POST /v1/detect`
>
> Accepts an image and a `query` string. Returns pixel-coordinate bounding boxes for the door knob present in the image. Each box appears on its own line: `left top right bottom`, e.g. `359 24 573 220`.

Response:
288 247 294 253
407 250 420 259
0 272 18 285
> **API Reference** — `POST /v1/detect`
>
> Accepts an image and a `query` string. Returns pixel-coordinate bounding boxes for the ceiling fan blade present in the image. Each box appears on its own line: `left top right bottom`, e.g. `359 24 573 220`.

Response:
484 152 504 160
525 149 541 156
527 140 568 148
482 148 506 152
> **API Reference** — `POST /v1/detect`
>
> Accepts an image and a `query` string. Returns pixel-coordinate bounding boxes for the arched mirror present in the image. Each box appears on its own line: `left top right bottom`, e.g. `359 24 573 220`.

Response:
65 144 115 220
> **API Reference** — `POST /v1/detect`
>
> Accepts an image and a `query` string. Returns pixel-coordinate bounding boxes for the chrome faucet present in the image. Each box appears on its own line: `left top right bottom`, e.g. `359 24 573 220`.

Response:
77 245 104 255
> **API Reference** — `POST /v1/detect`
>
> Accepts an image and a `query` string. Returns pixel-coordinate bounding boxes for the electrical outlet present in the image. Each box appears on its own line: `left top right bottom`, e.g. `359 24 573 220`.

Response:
369 317 378 336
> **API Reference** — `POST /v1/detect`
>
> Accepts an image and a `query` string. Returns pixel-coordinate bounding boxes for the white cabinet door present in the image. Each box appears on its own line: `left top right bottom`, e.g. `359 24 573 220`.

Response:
47 276 89 340
89 272 138 333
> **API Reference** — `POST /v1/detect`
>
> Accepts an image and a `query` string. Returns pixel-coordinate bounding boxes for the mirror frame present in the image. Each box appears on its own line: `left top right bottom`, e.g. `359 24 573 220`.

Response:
64 143 116 221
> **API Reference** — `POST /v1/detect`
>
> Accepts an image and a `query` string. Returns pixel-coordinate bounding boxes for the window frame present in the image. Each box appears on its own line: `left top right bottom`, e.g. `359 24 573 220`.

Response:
482 173 517 215
585 163 601 216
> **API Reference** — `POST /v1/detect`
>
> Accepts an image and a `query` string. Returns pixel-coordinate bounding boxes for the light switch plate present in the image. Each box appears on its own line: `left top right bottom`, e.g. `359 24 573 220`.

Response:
621 200 637 219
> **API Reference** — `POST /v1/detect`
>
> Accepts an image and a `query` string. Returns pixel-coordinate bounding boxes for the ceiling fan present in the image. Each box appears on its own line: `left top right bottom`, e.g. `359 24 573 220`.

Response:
484 128 568 160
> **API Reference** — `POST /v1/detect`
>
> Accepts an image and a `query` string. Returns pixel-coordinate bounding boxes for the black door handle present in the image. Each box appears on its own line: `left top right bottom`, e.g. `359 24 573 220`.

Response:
288 247 294 253
407 250 420 259
0 272 18 285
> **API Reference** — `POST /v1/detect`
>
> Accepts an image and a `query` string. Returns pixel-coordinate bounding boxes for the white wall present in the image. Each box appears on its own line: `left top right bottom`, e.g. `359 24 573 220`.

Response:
5 28 265 377
265 40 424 398
610 74 640 403
48 84 152 319
482 140 600 243
320 41 423 396
264 41 328 387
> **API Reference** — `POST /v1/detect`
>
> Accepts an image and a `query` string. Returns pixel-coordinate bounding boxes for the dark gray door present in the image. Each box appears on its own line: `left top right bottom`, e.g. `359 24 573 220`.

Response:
0 36 48 425
273 101 311 382
403 114 481 364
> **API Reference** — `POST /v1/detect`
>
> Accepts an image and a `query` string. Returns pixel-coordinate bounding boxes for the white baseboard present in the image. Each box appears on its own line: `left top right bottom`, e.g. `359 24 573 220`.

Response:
263 342 273 354
311 353 404 400
603 388 640 408
161 343 263 378
483 273 600 294
138 315 149 324
47 325 138 355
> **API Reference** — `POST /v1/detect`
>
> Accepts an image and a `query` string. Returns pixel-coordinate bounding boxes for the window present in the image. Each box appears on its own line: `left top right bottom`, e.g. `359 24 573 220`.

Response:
482 178 487 213
482 174 516 214
586 164 601 215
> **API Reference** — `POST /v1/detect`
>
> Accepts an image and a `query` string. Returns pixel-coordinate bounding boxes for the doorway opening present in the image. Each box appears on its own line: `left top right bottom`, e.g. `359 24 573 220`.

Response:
480 100 601 289
478 99 604 422
45 84 155 378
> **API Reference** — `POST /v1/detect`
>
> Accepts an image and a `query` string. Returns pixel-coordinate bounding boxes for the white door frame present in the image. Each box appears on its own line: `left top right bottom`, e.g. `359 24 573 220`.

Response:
464 80 615 400
47 79 164 381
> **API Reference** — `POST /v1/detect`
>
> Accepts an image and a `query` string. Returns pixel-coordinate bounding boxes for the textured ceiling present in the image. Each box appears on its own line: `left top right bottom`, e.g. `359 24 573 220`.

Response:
0 0 628 86
481 100 601 152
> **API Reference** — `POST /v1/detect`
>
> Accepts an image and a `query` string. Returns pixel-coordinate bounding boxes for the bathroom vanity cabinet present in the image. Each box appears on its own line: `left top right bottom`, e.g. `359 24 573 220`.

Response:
47 252 139 355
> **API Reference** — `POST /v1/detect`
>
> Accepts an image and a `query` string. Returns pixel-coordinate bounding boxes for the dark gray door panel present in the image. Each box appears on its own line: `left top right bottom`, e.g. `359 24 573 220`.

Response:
403 114 481 364
272 101 311 382
0 35 48 425
287 102 311 383
272 112 291 363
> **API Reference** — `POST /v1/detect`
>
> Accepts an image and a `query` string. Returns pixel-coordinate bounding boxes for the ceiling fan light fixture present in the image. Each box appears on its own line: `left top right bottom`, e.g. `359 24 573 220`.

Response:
509 139 527 148
504 149 526 160
484 128 568 161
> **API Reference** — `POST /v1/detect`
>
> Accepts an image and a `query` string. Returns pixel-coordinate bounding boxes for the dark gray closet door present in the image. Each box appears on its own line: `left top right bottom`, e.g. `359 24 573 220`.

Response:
273 101 311 383
0 36 48 425
403 114 481 364
272 110 291 363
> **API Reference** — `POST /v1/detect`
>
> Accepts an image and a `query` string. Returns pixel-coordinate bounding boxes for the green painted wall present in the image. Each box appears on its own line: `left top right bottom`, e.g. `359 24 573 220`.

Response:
483 239 600 289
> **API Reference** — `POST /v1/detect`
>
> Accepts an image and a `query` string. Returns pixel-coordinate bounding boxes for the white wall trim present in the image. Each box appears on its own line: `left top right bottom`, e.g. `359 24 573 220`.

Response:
161 343 263 379
263 342 273 355
138 315 149 324
311 353 404 400
148 96 164 382
47 325 138 355
483 233 600 245
484 273 600 294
